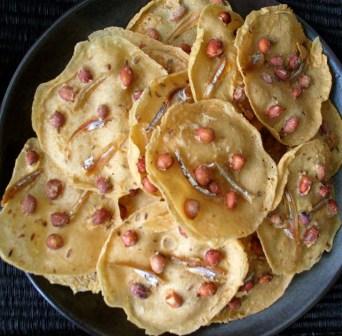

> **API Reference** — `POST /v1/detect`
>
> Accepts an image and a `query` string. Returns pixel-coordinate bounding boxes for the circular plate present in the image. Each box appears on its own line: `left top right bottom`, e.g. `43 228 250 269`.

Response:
0 0 341 335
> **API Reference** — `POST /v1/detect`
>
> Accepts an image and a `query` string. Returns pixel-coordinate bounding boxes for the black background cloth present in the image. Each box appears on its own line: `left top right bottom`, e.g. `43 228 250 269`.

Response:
0 0 341 335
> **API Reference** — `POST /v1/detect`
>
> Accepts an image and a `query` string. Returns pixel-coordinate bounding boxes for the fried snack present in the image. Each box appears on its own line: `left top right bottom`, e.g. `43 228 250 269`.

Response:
127 0 230 48
214 235 293 322
315 100 342 176
0 1 340 331
258 139 341 274
146 99 278 242
97 202 248 336
235 5 332 146
188 4 243 101
188 4 261 125
128 71 191 189
32 34 167 199
44 272 100 294
89 27 189 74
0 139 120 276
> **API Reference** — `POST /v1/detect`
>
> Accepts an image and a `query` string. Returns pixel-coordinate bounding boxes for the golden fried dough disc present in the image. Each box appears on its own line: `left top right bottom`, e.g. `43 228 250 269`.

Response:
235 5 332 146
188 4 261 126
97 202 248 336
315 100 342 176
0 139 120 276
127 0 231 48
128 71 191 188
258 139 341 274
44 272 100 294
189 4 243 101
214 235 293 322
146 99 278 242
32 34 167 199
89 27 189 74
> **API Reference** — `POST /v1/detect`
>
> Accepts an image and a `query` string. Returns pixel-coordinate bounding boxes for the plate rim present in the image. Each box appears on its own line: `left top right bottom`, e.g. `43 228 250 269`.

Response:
0 0 340 335
0 0 98 127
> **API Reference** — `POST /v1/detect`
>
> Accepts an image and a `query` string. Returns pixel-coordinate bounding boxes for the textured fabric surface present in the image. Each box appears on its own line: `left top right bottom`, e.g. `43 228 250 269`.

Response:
0 0 341 335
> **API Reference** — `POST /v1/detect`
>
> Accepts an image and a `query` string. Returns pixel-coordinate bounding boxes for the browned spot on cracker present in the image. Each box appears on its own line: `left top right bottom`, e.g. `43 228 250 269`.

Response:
66 248 73 258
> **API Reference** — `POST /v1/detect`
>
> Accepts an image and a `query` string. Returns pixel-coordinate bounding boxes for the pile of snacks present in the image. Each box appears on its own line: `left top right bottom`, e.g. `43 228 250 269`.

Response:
0 1 340 335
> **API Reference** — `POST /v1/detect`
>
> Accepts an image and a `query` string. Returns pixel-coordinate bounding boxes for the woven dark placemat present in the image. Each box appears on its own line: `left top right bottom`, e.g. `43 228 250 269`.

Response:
0 0 341 335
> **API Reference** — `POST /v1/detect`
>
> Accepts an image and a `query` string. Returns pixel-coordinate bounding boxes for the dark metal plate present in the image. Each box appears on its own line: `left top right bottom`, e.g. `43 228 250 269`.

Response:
0 0 341 335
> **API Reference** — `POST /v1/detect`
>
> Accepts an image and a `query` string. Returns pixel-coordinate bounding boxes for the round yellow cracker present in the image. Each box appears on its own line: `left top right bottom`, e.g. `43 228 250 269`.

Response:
127 0 230 47
258 139 341 274
32 34 167 199
0 139 120 276
97 201 248 336
189 4 243 102
235 5 332 146
146 99 278 242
